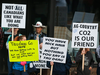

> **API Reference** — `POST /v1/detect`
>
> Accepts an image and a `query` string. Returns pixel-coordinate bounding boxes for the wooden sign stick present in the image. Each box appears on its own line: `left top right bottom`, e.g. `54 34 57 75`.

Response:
81 12 85 71
82 48 85 71
50 65 53 75
40 68 42 75
12 28 14 41
24 65 26 72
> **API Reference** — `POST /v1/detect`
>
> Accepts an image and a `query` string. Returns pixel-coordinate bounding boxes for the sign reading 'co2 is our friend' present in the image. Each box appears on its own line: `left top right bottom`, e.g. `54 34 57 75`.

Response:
72 23 98 48
9 40 39 62
1 3 26 28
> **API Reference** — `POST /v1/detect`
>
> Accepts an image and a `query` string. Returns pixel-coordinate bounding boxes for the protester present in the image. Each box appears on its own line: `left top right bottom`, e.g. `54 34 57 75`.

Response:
47 52 72 75
12 35 31 75
28 21 47 49
75 48 94 75
28 21 47 75
95 42 100 75
6 28 22 75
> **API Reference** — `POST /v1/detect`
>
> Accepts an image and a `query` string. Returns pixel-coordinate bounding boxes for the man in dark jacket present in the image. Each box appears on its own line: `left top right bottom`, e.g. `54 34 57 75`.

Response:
47 52 72 75
28 21 47 49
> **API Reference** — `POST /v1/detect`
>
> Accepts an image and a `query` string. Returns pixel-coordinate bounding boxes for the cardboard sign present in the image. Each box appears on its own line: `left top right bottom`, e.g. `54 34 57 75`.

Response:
41 37 68 63
31 49 49 69
9 40 39 62
1 3 26 28
32 60 48 69
72 23 98 48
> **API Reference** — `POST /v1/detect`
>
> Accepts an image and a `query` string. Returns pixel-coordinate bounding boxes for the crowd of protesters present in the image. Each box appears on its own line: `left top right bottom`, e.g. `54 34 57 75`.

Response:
0 21 100 75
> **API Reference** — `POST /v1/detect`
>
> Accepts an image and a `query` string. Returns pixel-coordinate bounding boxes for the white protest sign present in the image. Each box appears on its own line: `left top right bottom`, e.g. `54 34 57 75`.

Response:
1 3 26 28
72 23 98 48
31 49 49 69
41 37 68 63
32 60 49 69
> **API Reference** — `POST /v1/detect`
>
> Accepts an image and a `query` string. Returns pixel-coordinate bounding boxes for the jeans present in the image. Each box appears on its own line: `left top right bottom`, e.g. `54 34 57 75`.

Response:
13 70 29 75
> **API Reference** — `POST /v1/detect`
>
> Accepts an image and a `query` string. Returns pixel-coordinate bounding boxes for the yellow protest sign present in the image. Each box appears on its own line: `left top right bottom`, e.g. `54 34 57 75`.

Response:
9 40 39 62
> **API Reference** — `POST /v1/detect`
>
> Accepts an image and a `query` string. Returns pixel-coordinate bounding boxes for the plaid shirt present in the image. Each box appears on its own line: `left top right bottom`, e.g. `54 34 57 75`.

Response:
0 27 4 50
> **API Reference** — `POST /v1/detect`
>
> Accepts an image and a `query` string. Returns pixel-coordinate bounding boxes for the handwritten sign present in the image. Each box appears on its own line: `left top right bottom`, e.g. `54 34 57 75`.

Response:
1 3 26 28
41 37 68 63
9 40 39 62
72 23 98 48
31 49 49 69
32 60 49 69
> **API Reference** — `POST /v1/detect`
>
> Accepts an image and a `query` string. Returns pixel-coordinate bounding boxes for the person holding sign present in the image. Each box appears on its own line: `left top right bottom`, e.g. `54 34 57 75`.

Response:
6 28 22 75
28 21 47 49
75 48 94 75
47 52 72 75
28 21 47 75
13 35 31 75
